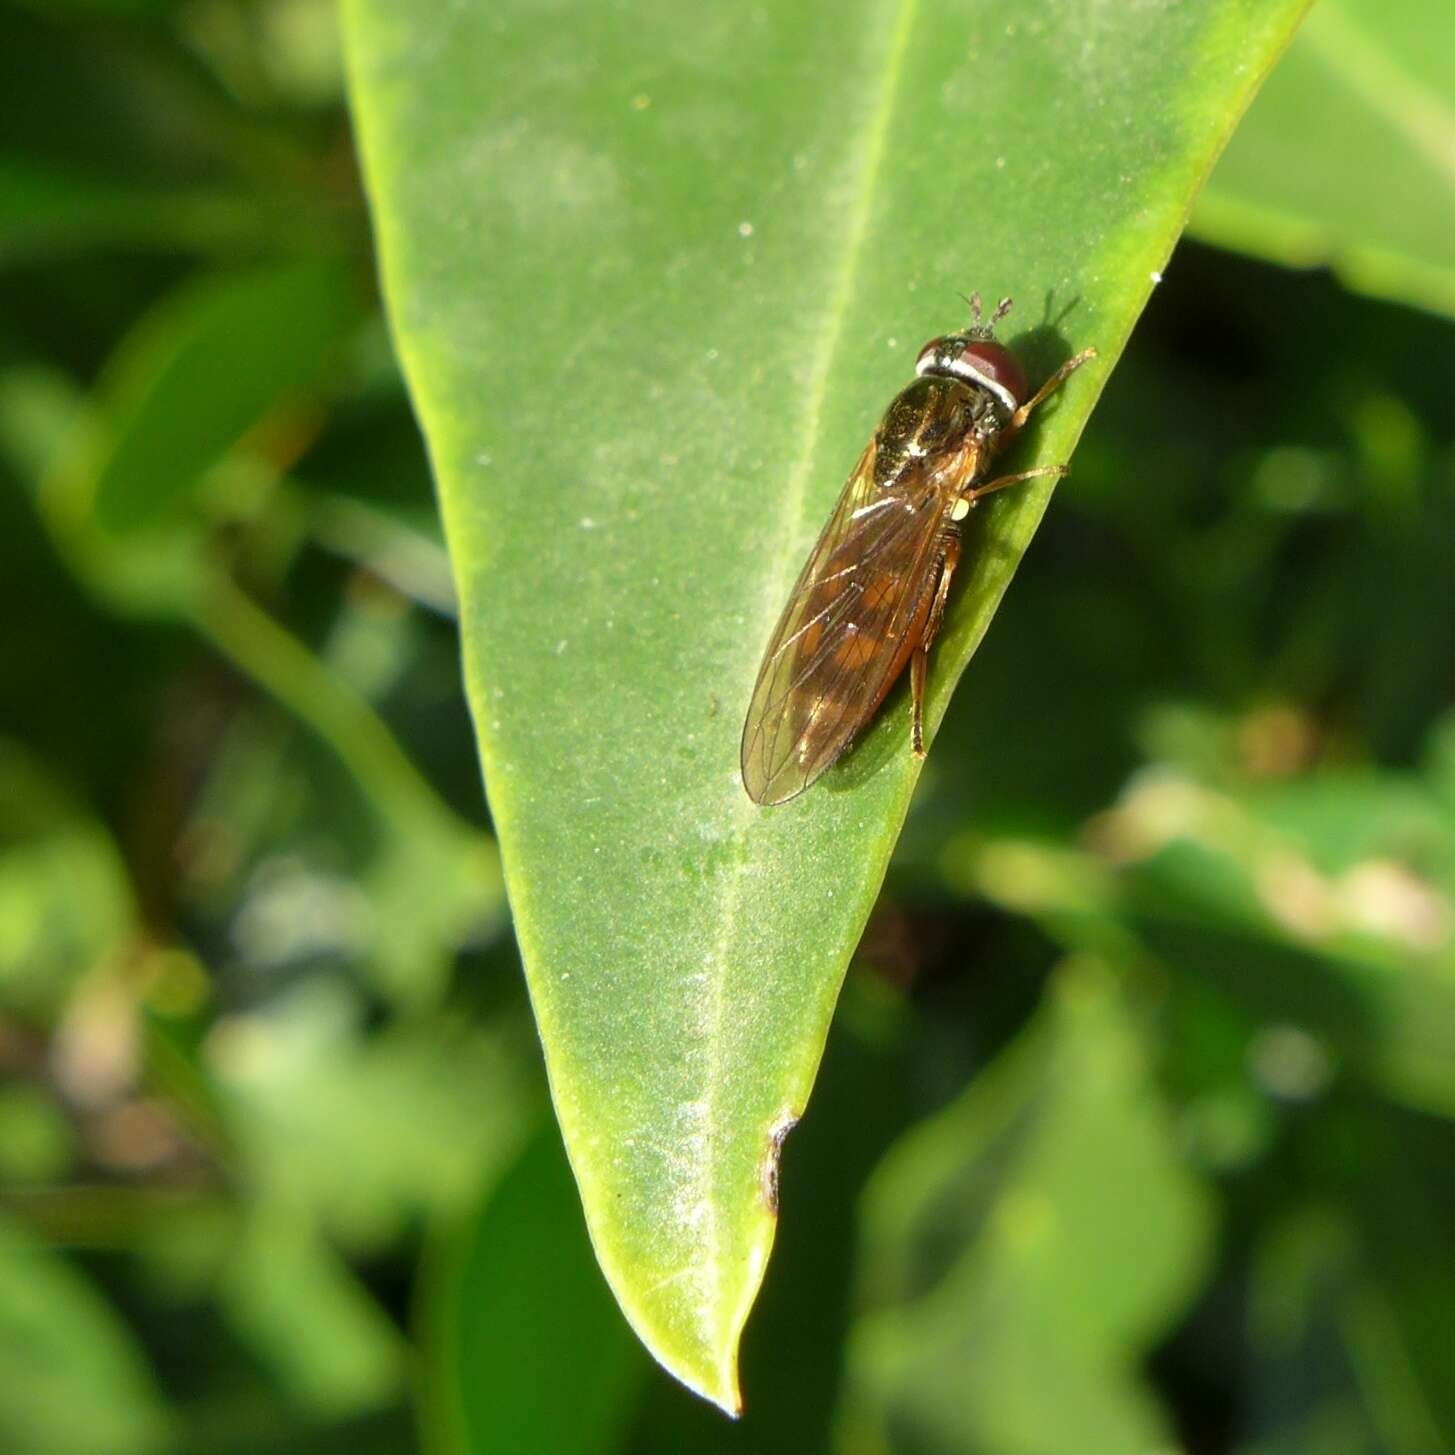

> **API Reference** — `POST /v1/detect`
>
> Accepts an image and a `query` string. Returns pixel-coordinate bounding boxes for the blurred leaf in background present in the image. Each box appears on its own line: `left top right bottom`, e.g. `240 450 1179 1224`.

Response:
1 0 1454 1450
420 1121 646 1455
846 961 1214 1455
1193 0 1455 321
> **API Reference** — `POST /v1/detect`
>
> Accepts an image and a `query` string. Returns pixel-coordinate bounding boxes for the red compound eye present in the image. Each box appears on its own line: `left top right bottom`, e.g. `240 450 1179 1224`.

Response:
953 340 1027 411
915 335 948 372
914 335 1028 412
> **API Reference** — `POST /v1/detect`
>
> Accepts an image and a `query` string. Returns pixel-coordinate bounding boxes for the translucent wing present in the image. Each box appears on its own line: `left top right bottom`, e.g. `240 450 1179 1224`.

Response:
741 432 974 805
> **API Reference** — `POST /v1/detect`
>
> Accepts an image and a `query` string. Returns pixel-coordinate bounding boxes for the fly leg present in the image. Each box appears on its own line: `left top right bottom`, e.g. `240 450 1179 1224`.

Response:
973 349 1096 495
1007 346 1097 436
910 533 961 757
962 463 1068 504
909 454 1065 758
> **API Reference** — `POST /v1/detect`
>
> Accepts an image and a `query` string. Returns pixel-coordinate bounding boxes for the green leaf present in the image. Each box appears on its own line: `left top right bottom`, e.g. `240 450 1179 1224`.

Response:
845 962 1214 1455
1094 759 1455 1117
342 0 1311 1409
0 1215 172 1455
1244 1127 1455 1454
0 157 322 264
214 993 531 1246
1194 0 1455 320
0 740 135 1014
418 1123 646 1455
0 1083 75 1184
79 258 355 533
216 1202 405 1418
24 260 354 617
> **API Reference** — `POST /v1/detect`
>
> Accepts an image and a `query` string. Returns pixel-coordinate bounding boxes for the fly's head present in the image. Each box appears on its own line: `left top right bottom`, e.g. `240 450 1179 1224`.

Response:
914 292 1027 440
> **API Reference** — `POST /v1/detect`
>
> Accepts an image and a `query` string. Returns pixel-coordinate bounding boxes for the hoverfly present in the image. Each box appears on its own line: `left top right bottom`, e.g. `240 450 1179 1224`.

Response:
740 293 1096 805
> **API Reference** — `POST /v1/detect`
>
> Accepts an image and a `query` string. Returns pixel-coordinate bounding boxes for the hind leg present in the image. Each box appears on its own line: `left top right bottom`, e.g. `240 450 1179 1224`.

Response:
910 534 961 757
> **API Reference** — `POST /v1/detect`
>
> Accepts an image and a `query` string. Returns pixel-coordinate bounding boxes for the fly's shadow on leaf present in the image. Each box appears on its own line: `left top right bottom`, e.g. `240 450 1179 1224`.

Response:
1006 286 1089 440
823 695 904 796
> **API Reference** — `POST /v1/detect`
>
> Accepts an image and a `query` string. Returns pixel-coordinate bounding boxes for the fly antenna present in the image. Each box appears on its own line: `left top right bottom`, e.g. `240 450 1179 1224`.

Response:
958 290 983 326
992 296 1014 327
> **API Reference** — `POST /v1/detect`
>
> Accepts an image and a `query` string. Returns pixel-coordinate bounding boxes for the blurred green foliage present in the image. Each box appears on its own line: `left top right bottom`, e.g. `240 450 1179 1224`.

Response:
1193 0 1455 322
2 0 1454 1452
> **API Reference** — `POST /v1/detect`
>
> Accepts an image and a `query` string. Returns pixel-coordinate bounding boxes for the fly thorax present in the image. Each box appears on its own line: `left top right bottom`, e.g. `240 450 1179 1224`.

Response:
873 375 976 485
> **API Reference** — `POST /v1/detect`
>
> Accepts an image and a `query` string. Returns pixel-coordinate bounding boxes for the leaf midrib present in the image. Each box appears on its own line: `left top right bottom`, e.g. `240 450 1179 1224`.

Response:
690 0 923 1372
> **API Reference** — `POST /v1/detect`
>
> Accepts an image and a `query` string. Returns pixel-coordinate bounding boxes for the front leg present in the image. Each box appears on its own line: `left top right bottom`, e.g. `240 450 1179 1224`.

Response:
1003 346 1098 442
910 532 962 757
962 463 1068 505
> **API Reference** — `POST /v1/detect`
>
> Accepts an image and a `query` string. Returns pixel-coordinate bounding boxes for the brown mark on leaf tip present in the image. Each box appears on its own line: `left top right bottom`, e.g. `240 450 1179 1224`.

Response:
761 1110 800 1216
